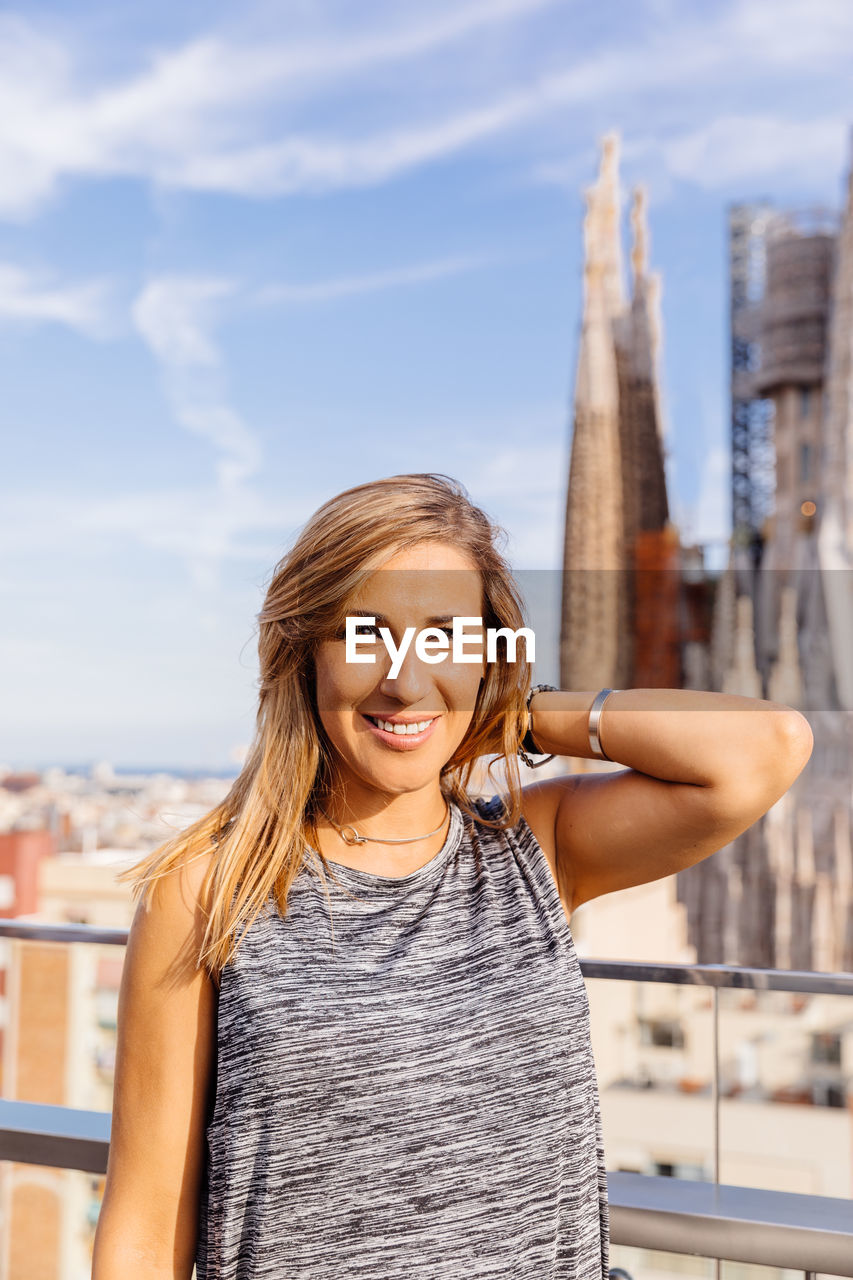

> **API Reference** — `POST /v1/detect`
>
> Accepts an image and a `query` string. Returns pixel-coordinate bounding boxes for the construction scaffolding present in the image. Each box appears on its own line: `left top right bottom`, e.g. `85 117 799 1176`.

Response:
754 210 836 396
729 204 837 574
728 202 775 567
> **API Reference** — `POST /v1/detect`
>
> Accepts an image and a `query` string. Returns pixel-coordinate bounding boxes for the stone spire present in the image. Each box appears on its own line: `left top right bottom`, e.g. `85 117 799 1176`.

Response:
630 184 649 287
584 131 626 323
630 188 664 438
767 585 804 709
722 594 763 698
560 135 676 695
560 135 628 691
709 560 737 693
617 184 676 688
618 185 670 539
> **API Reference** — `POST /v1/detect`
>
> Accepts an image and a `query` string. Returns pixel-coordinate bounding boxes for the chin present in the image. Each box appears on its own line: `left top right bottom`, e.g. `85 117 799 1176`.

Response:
350 753 444 793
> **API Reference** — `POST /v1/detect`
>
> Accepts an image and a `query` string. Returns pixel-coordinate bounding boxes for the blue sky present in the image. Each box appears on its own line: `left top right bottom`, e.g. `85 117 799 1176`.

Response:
2 0 852 770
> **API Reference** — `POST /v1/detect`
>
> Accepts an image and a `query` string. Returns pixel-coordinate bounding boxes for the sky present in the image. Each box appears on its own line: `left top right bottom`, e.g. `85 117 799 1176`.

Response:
2 0 852 771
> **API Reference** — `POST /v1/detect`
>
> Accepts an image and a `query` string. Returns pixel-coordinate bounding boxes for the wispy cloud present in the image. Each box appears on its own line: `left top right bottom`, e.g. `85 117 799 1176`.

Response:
132 276 261 541
228 0 564 86
653 114 850 191
0 262 112 335
0 474 324 609
452 430 567 567
89 0 561 113
524 2 853 196
74 484 318 569
2 0 852 215
169 73 583 196
0 0 564 216
132 275 234 365
256 253 495 303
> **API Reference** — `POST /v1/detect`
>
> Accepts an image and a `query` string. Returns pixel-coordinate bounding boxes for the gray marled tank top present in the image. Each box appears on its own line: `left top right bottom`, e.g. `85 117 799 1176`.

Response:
195 794 610 1279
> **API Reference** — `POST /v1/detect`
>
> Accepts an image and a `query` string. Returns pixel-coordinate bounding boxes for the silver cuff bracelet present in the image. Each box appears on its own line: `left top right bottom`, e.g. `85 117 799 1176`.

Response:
588 688 617 761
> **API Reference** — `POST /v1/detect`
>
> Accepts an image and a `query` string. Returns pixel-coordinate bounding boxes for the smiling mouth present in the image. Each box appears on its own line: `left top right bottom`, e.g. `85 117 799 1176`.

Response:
363 714 438 736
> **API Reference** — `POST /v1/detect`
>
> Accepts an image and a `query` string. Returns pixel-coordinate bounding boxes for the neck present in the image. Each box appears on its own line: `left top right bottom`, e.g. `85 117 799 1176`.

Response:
317 779 449 844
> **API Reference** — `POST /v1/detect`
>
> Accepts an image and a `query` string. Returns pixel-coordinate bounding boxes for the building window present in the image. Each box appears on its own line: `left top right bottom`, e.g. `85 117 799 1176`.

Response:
800 387 811 418
812 1080 846 1108
811 1031 842 1065
800 442 812 484
651 1159 708 1180
96 989 119 1030
0 875 15 911
639 1018 685 1049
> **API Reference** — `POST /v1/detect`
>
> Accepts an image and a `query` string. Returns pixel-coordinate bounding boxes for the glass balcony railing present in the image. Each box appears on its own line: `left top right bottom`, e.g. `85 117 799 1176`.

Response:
0 920 851 1280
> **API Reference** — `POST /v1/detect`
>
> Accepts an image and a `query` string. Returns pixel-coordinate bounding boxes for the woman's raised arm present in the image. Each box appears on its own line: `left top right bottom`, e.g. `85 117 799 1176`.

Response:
520 688 813 915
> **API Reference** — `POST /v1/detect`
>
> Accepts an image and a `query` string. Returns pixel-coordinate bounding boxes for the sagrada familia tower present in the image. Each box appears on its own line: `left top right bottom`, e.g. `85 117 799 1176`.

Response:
561 133 853 973
560 134 679 697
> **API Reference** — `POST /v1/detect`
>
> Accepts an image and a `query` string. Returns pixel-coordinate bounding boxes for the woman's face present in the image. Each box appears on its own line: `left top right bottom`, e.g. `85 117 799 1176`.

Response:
313 541 486 800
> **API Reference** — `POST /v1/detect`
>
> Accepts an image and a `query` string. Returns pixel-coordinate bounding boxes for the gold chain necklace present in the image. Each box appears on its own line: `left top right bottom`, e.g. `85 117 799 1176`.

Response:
318 799 450 847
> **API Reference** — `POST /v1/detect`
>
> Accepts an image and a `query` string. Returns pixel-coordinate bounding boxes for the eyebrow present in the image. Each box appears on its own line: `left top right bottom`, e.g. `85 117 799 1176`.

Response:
347 609 459 626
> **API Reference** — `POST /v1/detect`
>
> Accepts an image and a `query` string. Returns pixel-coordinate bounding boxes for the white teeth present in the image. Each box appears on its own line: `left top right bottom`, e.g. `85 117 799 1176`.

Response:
371 716 434 735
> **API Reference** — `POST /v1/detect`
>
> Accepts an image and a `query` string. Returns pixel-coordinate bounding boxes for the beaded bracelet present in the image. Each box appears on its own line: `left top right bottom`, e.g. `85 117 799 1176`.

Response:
517 683 557 769
518 686 619 768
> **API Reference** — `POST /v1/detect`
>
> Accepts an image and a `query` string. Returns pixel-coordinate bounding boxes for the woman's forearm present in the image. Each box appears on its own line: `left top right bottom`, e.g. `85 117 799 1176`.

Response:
527 688 813 790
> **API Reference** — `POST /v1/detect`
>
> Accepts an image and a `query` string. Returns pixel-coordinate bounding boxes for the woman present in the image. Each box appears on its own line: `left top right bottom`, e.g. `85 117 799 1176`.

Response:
91 473 813 1280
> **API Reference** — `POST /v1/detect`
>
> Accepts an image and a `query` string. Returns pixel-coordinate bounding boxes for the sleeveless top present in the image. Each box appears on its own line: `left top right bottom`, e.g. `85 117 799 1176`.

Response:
195 795 610 1279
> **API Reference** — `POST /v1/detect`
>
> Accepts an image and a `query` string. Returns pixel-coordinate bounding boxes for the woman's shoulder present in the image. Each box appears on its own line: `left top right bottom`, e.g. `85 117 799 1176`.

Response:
463 789 567 918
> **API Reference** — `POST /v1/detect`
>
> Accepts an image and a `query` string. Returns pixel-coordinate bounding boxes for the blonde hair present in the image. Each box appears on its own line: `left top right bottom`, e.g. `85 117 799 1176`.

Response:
117 474 533 982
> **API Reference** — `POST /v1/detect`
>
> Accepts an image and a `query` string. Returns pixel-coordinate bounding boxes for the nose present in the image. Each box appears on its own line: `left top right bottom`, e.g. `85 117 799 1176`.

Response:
376 646 437 704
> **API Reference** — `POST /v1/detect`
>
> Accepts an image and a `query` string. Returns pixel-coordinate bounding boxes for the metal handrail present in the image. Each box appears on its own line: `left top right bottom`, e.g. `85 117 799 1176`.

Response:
0 920 129 946
3 919 852 994
2 918 852 1275
0 1101 850 1274
608 1171 853 1275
